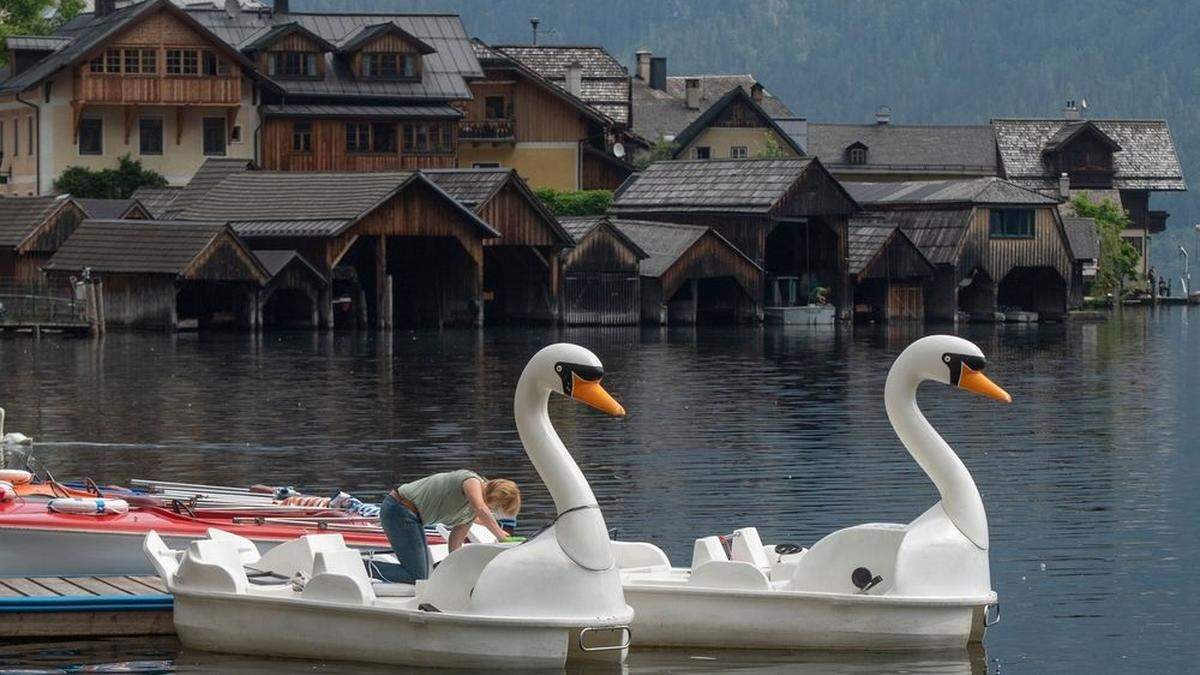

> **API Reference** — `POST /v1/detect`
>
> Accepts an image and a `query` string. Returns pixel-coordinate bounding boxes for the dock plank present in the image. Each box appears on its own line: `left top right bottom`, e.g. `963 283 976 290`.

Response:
27 577 84 596
63 577 126 596
129 576 167 594
100 576 163 596
0 582 24 597
0 578 56 597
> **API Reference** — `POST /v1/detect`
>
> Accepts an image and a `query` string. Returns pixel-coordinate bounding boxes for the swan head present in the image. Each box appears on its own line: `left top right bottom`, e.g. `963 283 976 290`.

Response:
903 335 1012 403
523 343 625 416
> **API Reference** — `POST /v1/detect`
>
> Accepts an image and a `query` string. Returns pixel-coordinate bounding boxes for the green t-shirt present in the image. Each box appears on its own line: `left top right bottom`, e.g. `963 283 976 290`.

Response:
396 469 483 526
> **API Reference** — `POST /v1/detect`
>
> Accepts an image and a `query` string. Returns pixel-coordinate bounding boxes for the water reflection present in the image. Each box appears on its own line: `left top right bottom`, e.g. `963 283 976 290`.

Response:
0 306 1196 671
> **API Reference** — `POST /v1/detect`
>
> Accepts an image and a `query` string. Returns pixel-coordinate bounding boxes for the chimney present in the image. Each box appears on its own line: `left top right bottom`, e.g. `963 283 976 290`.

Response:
1059 172 1071 198
273 0 289 14
635 50 652 82
530 17 540 45
685 77 701 110
95 0 116 17
225 0 242 17
565 61 583 97
649 57 667 91
750 82 764 104
874 105 892 125
1063 100 1080 120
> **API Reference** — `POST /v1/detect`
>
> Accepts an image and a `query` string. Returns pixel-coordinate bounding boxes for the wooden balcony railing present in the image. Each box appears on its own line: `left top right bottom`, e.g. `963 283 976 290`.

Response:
75 73 241 106
459 118 515 141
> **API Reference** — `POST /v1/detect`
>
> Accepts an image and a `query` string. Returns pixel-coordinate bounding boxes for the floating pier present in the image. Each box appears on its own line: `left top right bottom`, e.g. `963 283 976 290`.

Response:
0 576 172 637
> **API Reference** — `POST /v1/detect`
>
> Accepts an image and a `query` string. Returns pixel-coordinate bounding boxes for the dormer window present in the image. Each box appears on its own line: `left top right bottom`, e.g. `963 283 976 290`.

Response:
848 145 868 165
269 51 319 78
363 52 417 80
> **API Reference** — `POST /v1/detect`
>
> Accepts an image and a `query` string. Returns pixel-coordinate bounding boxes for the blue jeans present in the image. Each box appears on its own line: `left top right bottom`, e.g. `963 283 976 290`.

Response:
379 494 429 583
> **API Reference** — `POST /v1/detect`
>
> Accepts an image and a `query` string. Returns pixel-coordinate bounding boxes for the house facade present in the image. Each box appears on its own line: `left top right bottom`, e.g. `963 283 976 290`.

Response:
666 85 803 161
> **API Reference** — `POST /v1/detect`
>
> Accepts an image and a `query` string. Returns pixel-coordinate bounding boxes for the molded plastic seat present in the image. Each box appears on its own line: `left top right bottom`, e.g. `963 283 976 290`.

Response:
729 527 772 571
176 538 250 593
688 560 771 591
691 535 728 568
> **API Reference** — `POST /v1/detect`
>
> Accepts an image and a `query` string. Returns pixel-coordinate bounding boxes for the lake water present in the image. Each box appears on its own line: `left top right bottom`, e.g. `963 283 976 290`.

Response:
0 307 1196 673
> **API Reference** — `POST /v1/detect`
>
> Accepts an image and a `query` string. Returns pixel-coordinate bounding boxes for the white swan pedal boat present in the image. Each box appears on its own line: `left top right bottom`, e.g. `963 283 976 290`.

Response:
144 344 634 669
611 335 1009 651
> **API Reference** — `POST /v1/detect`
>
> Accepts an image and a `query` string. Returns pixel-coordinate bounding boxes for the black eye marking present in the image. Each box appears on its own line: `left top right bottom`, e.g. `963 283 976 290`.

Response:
943 353 986 385
555 362 604 395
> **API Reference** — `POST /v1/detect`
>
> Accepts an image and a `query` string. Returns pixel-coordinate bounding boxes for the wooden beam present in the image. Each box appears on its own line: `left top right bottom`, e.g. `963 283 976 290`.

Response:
70 101 84 142
375 235 388 329
123 106 136 145
226 106 239 142
175 107 185 145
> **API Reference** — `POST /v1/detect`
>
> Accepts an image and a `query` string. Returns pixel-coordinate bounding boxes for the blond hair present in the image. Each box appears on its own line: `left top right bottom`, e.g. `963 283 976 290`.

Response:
483 479 521 516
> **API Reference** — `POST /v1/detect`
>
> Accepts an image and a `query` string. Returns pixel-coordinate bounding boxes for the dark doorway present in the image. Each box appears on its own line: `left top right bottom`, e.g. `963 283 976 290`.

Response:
665 277 752 325
957 269 996 319
483 247 554 324
263 288 315 329
999 267 1067 320
764 218 840 306
176 282 245 329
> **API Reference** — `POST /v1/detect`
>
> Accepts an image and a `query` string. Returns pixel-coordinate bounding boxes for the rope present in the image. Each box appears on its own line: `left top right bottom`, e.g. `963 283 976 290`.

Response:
527 503 611 572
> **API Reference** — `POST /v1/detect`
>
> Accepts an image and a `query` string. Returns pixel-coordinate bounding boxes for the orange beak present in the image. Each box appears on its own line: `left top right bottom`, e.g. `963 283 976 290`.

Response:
571 373 626 416
958 364 1012 403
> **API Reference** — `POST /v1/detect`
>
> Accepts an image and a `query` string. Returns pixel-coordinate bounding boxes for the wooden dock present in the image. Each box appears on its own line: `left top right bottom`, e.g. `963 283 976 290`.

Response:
0 576 173 637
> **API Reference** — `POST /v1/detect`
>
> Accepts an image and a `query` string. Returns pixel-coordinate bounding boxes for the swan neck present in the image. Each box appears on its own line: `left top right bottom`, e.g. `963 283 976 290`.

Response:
513 374 597 513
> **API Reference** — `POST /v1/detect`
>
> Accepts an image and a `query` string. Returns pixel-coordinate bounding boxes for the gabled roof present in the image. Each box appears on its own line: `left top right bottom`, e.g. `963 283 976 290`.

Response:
805 123 997 174
179 171 499 239
557 216 649 259
1 0 262 96
336 22 436 55
424 168 574 247
254 249 327 286
1062 217 1100 261
44 219 267 281
847 220 935 276
844 177 1059 207
632 75 793 141
992 118 1186 191
129 186 182 219
0 195 76 249
73 197 144 220
239 21 337 53
489 44 631 125
1041 120 1121 154
612 218 760 278
163 158 255 218
669 86 804 157
852 210 974 266
4 35 72 52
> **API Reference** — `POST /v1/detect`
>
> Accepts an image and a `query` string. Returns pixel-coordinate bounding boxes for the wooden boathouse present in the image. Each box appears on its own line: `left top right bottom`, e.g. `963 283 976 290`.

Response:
74 198 152 221
43 219 269 330
844 177 1073 321
178 170 499 329
254 250 328 329
847 218 935 321
613 219 763 324
424 169 574 323
558 216 648 325
0 195 87 281
610 158 860 319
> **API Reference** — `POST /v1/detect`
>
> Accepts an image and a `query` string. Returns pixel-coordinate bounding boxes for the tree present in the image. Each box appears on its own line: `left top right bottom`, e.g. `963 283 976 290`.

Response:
753 132 788 159
0 0 84 66
54 155 168 199
632 139 678 170
534 187 612 216
1071 193 1141 296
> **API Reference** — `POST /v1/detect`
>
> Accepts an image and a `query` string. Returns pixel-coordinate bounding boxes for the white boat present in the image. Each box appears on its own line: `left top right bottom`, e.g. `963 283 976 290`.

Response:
612 335 1009 651
145 343 634 670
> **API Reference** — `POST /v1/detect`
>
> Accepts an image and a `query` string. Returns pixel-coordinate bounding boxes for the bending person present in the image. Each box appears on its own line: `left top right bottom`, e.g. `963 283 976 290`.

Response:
381 469 521 583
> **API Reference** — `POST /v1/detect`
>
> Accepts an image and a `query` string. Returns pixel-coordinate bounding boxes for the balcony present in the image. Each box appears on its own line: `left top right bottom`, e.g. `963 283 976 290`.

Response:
459 118 515 143
75 72 242 106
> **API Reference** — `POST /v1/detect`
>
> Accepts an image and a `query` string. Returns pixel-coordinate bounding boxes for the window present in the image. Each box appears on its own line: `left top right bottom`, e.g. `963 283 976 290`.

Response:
202 117 226 156
730 146 748 159
166 49 199 75
402 122 453 154
201 51 230 76
472 162 501 169
79 117 103 155
270 51 318 78
140 49 157 74
371 122 396 153
848 147 867 165
363 52 415 79
230 124 242 143
988 209 1035 238
104 48 121 73
124 49 141 74
139 118 163 155
692 146 711 160
292 122 313 152
346 122 371 153
485 96 506 119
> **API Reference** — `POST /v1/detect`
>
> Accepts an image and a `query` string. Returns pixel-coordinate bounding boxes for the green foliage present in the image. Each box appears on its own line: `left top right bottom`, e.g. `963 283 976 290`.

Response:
1071 193 1140 295
534 187 613 216
53 155 168 199
754 132 788 159
633 139 678 170
0 0 83 66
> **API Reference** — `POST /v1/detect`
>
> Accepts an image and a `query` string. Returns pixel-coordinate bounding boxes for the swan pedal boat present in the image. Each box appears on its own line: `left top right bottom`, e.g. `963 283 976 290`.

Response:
611 335 1008 651
143 344 634 669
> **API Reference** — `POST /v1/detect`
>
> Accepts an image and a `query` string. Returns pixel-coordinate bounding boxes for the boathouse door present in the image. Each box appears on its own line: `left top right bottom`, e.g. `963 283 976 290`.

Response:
887 284 924 321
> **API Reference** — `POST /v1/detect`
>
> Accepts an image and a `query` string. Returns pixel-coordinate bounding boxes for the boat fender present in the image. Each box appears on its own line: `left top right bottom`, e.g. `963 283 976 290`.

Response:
47 497 130 516
0 469 33 485
0 481 14 502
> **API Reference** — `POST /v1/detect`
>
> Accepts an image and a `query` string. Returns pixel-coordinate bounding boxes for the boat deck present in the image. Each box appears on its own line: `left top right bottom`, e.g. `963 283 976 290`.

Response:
0 575 173 637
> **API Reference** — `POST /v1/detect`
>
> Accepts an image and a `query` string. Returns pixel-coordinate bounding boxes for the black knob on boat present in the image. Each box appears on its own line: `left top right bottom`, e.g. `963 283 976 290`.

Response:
851 566 873 589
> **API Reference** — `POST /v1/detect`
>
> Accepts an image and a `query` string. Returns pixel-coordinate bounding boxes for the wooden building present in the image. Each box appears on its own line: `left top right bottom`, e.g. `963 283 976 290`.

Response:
610 158 860 319
128 186 182 218
1062 216 1099 306
845 177 1073 321
43 219 268 330
0 195 87 281
178 169 498 329
806 114 998 182
74 197 151 220
425 169 574 323
254 249 328 329
613 219 762 324
667 85 803 160
558 216 648 325
464 41 639 191
847 218 935 321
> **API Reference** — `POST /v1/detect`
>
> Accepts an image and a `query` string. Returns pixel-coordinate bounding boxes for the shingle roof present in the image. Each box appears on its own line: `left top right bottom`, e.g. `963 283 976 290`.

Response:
846 220 934 276
850 210 972 266
670 86 804 158
612 218 759 278
44 219 248 276
611 158 817 213
1062 217 1099 261
129 186 182 219
844 177 1059 207
254 249 326 284
180 171 499 238
424 168 573 246
491 44 631 125
557 216 649 259
260 103 461 119
73 197 141 220
805 123 997 174
992 118 1186 191
0 195 73 249
632 75 794 141
164 158 255 218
